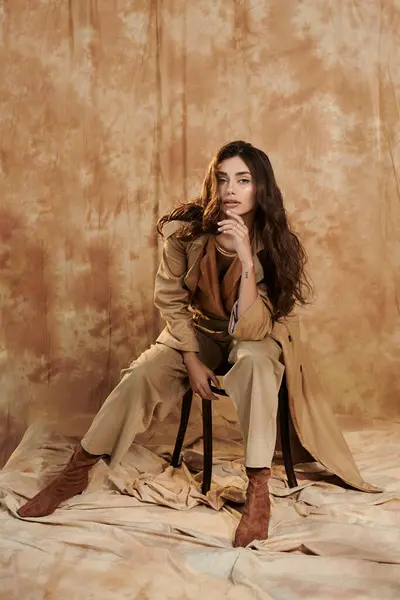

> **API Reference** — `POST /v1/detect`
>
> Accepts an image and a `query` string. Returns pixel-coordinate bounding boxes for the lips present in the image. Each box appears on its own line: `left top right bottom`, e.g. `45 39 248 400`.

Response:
223 200 240 206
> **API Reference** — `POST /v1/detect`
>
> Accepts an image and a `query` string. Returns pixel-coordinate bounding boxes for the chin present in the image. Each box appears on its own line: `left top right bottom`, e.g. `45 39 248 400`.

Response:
223 204 241 213
223 205 249 216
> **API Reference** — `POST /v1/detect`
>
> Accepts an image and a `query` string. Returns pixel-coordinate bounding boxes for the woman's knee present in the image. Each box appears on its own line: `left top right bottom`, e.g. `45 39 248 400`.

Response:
229 338 282 370
120 343 184 382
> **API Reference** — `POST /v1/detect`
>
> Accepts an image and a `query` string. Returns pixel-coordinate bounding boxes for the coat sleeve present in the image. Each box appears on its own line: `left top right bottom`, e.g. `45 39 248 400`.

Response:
228 282 274 341
153 222 200 352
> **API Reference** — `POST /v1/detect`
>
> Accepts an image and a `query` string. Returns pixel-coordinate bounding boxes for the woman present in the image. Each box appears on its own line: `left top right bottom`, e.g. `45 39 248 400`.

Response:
16 141 379 547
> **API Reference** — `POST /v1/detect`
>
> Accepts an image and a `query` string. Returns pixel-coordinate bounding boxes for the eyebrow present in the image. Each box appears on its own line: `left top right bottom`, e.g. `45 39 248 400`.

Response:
217 170 251 177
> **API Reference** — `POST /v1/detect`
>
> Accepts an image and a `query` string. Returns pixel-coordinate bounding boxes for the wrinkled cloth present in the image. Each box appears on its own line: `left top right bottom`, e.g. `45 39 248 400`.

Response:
0 414 399 599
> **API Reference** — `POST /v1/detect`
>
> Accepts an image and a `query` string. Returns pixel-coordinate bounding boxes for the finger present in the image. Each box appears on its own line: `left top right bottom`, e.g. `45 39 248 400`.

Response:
225 209 246 225
217 219 247 229
218 224 247 234
194 387 210 400
218 220 247 231
198 388 218 401
207 372 220 388
212 374 220 388
199 383 219 402
218 225 247 237
218 218 247 229
205 379 220 400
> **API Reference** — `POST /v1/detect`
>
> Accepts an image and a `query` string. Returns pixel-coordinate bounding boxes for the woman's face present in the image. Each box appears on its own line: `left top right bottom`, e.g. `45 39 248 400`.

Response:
216 155 256 219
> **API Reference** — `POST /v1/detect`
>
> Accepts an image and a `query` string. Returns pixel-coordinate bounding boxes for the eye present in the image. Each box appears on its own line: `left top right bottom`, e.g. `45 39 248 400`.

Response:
217 178 228 184
239 178 250 184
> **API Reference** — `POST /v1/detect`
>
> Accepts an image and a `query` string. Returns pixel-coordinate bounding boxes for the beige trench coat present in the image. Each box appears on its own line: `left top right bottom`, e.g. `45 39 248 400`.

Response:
154 220 380 493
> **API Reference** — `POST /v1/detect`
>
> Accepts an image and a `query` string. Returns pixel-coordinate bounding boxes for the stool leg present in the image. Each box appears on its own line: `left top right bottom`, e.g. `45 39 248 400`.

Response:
202 398 213 495
279 379 298 488
171 389 192 468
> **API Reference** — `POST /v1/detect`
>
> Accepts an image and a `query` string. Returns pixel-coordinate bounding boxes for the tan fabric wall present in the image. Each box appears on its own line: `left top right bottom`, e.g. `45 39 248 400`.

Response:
1 1 399 466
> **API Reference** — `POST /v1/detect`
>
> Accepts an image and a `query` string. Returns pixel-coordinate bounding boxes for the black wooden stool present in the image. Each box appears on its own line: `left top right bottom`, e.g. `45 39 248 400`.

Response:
171 365 298 495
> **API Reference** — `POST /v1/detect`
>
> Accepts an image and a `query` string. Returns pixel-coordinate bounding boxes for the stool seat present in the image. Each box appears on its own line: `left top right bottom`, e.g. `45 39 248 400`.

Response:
171 362 297 495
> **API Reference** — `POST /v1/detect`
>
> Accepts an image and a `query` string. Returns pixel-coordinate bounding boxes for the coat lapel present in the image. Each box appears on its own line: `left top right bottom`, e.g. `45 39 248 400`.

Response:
196 237 227 316
183 235 210 294
221 257 242 309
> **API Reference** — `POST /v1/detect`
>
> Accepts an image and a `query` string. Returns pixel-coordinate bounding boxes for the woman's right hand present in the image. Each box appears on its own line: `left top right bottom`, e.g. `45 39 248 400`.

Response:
183 352 220 401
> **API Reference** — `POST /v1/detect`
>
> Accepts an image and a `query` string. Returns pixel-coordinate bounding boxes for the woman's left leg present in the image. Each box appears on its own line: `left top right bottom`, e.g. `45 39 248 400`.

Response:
224 336 284 468
223 336 284 547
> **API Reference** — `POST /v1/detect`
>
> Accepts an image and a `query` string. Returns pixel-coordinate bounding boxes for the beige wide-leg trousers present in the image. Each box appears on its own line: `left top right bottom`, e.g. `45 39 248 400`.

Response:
81 328 284 469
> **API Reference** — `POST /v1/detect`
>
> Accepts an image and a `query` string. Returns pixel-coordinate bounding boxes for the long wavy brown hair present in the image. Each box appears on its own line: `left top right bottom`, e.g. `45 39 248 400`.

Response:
157 140 313 319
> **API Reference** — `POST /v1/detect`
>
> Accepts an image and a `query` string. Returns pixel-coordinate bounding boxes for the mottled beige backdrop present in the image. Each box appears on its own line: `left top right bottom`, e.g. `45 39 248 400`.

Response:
1 1 399 466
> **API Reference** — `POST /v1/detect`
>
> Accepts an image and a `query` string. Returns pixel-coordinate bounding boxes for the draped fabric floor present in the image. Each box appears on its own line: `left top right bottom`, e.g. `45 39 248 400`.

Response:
1 400 399 600
2 3 400 598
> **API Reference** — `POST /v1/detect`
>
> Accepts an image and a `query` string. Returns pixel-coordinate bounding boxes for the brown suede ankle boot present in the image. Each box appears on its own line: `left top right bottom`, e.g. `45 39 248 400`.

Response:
233 467 271 548
17 444 104 518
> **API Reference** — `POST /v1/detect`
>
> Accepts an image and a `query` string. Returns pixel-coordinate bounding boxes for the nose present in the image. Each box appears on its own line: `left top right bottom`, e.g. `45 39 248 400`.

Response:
227 180 235 196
